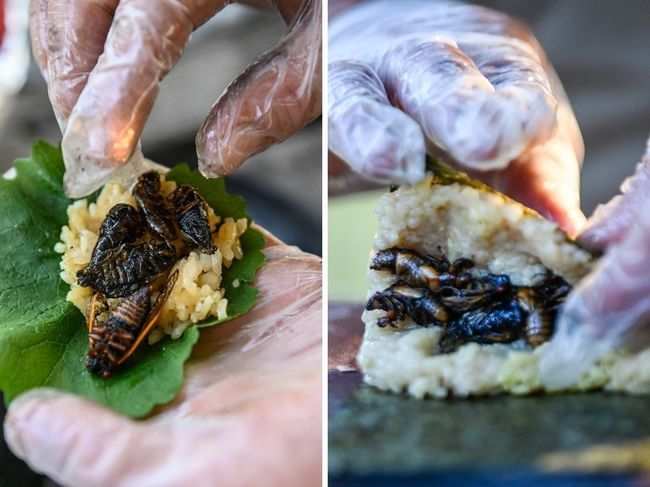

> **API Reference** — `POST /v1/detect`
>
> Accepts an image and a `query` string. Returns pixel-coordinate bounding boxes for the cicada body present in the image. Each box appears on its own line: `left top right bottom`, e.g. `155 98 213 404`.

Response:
516 288 558 347
77 238 177 298
366 283 449 328
133 171 177 241
88 203 144 267
532 274 571 311
439 298 526 353
86 270 179 378
171 185 214 253
438 274 512 313
370 248 474 290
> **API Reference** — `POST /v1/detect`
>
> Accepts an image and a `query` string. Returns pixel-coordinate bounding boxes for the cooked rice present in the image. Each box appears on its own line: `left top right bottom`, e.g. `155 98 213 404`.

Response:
359 176 650 396
55 173 248 343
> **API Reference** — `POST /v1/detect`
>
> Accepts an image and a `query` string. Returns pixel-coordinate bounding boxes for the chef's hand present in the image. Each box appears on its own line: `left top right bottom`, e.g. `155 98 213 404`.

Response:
540 137 650 389
328 0 585 236
30 0 321 197
4 231 322 487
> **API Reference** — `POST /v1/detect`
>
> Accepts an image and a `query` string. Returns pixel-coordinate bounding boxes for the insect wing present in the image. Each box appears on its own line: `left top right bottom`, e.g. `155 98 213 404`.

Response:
117 270 180 365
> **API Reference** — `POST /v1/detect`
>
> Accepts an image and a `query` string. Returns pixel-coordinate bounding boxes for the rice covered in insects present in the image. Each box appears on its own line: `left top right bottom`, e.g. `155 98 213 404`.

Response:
359 174 650 397
55 174 248 344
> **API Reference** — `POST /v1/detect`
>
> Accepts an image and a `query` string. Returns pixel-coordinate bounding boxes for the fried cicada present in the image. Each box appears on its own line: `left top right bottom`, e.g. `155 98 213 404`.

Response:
370 248 474 290
86 271 179 378
366 247 572 352
77 171 218 377
86 203 144 267
133 170 178 241
171 185 214 253
78 237 177 298
366 283 449 328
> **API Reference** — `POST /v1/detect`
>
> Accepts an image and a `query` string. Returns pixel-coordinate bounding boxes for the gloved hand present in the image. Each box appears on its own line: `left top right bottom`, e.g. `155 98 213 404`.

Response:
328 0 585 236
3 230 322 487
29 0 321 197
540 137 650 389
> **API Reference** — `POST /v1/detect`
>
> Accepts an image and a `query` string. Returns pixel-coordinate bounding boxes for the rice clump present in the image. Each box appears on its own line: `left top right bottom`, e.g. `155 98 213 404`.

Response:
54 174 248 343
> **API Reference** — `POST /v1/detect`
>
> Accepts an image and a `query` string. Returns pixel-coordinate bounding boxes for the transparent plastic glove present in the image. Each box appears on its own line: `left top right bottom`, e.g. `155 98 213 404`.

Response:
4 232 322 487
540 138 650 389
29 0 321 198
328 0 585 235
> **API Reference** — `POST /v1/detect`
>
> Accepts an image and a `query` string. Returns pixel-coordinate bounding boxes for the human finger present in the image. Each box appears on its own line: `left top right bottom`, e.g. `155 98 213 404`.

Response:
45 0 119 123
379 36 556 170
61 0 225 197
327 59 425 184
579 138 650 251
197 0 321 177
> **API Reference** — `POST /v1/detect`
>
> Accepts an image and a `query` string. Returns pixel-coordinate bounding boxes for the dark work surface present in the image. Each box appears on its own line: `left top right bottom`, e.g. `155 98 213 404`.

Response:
330 471 644 487
330 371 650 474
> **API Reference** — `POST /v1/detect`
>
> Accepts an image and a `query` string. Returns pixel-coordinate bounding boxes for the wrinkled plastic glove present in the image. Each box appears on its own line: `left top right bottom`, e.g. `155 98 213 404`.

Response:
328 0 585 236
540 137 650 389
29 0 321 198
4 230 322 487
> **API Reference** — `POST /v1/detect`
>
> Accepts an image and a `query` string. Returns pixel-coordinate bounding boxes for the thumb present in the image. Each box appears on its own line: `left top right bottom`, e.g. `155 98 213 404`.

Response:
197 0 321 177
579 137 650 251
540 200 650 390
4 388 139 487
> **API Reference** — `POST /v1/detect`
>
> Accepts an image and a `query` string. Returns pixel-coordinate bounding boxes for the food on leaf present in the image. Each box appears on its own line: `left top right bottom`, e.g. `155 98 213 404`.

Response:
0 142 265 416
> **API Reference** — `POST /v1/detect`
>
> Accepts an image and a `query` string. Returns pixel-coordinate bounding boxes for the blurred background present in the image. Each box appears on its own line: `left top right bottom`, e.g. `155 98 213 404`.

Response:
329 0 650 302
0 2 321 485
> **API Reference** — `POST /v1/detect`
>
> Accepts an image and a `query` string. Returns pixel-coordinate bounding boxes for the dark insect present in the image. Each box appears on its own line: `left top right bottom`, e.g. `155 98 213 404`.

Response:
370 248 473 290
366 247 572 353
86 270 179 378
532 273 571 311
514 274 571 347
77 171 221 377
86 203 144 267
77 237 177 298
133 170 177 241
438 298 526 353
437 274 511 313
171 185 214 253
515 289 553 347
366 283 449 328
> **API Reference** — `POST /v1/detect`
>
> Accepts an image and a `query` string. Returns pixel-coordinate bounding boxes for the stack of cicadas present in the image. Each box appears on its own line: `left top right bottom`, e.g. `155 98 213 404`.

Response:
77 171 216 378
365 248 571 353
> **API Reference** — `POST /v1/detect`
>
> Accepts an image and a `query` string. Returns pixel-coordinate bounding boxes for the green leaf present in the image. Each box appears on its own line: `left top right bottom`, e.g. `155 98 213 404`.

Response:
0 142 262 417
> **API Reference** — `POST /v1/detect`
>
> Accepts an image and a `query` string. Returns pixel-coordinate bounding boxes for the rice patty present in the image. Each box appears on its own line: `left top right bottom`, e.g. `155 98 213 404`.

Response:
55 174 248 343
359 174 650 397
